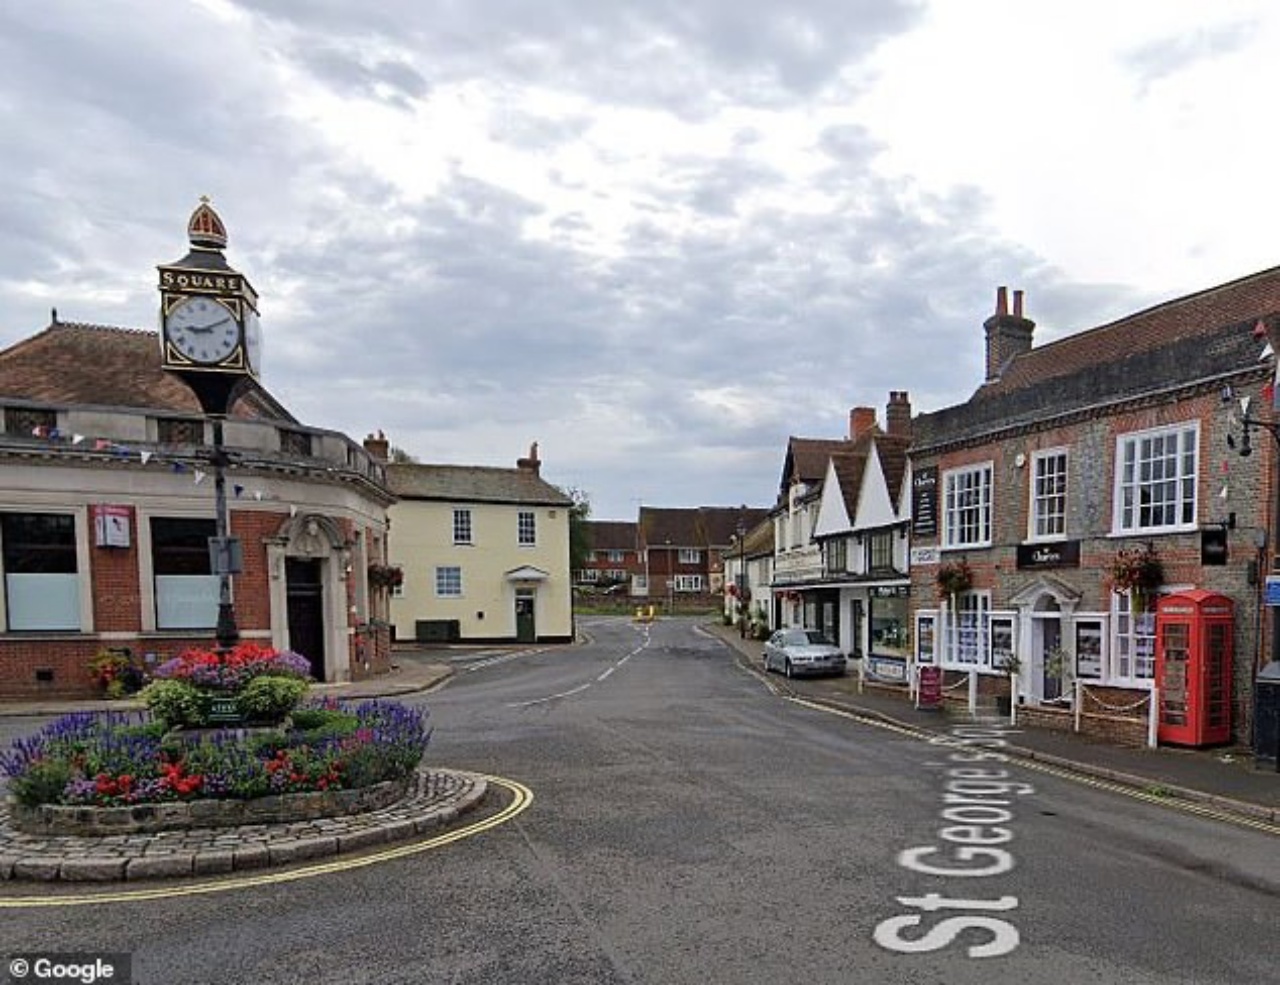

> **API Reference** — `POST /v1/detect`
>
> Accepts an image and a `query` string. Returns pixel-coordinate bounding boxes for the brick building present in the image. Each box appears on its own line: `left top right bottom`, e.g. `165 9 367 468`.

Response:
576 520 642 592
0 213 395 699
909 275 1279 745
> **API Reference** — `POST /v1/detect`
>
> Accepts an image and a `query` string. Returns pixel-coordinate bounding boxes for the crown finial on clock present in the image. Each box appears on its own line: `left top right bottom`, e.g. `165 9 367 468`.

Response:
187 197 228 251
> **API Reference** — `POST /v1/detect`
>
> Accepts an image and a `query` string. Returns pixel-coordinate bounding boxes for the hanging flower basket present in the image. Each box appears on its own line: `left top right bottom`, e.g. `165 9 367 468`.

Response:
935 559 973 599
1110 544 1163 612
368 563 404 591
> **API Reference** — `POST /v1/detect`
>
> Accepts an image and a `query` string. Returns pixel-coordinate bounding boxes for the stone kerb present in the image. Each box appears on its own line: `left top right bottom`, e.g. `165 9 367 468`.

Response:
9 776 411 837
0 767 488 882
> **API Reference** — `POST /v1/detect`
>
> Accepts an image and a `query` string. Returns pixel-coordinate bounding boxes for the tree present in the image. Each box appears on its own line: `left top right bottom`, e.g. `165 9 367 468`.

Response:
388 446 418 463
561 486 592 575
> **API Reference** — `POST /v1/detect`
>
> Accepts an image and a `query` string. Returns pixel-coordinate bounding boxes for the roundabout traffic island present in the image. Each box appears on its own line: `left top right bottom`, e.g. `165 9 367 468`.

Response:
0 644 490 882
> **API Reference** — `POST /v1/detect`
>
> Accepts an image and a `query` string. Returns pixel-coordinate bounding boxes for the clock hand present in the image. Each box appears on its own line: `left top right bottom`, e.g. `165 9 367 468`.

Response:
194 317 231 331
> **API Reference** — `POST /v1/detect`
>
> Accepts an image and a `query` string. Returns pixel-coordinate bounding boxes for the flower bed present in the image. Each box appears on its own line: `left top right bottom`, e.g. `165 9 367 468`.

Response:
142 643 313 729
1 699 431 823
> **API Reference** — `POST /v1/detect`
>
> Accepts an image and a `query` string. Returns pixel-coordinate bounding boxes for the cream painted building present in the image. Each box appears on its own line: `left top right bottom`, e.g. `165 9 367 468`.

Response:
385 443 573 645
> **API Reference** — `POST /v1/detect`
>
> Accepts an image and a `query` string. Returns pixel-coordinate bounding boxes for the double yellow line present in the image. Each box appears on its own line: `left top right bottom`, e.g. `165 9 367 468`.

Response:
0 775 533 909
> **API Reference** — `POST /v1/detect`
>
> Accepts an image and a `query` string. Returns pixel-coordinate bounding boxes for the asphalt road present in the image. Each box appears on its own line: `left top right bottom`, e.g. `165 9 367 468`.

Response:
2 616 1278 984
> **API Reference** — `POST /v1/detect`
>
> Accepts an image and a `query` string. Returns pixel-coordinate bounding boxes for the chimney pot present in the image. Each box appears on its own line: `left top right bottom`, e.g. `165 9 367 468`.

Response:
1013 289 1024 318
363 431 390 462
995 286 1008 316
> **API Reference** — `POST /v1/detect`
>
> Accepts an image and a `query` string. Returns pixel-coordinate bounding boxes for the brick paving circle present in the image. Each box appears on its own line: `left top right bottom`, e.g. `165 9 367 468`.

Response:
0 767 487 882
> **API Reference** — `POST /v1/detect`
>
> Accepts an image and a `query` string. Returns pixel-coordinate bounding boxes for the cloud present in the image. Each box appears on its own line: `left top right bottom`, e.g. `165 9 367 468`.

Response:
1122 20 1258 93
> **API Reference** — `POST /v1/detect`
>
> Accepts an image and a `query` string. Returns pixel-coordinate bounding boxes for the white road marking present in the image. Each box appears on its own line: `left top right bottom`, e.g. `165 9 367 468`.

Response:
505 623 650 707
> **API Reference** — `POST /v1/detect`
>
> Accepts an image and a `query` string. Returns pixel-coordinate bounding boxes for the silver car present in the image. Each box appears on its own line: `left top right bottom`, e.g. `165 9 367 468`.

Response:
762 628 846 678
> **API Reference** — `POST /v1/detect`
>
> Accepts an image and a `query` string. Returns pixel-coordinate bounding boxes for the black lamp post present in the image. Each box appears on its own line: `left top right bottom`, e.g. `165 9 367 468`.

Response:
735 516 748 638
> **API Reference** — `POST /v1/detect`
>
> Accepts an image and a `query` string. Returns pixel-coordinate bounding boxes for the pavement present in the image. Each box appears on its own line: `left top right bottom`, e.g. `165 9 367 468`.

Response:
702 622 1280 827
2 629 1277 883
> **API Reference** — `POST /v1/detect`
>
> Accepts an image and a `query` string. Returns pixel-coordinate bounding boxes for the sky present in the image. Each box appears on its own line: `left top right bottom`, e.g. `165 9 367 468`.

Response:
2 1 1279 520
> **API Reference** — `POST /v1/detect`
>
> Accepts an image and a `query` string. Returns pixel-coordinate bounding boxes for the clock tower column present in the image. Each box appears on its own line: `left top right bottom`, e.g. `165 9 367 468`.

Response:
157 199 263 652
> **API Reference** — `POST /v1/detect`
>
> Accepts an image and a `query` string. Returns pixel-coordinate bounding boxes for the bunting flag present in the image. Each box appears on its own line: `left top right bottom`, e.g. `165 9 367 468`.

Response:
1254 319 1269 339
1219 484 1229 500
1264 381 1275 406
1222 459 1230 474
1240 395 1252 417
22 424 287 507
1259 342 1274 361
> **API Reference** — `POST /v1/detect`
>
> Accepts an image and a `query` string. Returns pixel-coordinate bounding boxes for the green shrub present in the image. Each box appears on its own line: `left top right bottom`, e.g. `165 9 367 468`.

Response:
141 679 206 729
238 676 309 724
8 758 72 807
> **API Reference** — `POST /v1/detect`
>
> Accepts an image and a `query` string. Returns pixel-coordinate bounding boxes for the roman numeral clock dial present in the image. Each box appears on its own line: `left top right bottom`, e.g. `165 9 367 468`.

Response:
165 296 239 365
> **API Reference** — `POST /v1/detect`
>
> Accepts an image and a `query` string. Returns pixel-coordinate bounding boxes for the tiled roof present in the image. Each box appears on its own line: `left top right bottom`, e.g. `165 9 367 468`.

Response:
781 437 850 493
639 507 701 547
0 321 295 421
830 449 869 521
697 506 771 547
585 520 638 551
876 435 911 513
914 266 1280 450
638 506 771 549
387 462 572 506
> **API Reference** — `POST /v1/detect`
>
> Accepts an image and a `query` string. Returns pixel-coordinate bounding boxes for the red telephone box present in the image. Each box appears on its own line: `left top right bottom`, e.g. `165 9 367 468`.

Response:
1155 590 1233 747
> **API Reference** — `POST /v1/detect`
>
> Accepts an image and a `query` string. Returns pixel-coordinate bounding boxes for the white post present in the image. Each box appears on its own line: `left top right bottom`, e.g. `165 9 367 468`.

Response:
1147 687 1159 748
968 669 978 715
1073 679 1083 733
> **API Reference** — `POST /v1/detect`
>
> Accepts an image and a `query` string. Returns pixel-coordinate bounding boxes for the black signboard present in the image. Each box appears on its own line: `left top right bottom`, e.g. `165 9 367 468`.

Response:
911 466 938 538
1201 527 1228 566
1015 540 1080 570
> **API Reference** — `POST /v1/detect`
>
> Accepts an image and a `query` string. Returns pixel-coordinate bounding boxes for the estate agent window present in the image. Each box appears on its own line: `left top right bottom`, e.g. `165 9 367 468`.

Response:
942 463 993 548
2 512 80 631
1114 423 1198 534
151 517 218 630
868 588 909 657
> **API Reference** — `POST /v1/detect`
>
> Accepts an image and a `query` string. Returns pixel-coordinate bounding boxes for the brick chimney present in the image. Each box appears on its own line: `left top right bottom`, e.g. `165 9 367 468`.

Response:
983 286 1035 382
516 441 541 475
886 391 911 438
363 430 389 462
849 407 877 441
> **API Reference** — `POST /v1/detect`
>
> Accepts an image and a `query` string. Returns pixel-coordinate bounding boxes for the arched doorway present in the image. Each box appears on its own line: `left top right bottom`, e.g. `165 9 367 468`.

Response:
1008 574 1081 706
267 513 352 683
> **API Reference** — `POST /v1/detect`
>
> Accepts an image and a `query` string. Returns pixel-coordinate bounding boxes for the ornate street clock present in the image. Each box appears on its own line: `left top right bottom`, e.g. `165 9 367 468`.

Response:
158 197 261 416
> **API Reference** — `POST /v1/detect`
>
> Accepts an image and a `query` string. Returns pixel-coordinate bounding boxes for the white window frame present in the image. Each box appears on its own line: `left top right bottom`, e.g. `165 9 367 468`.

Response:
1110 592 1157 684
453 508 472 545
517 510 536 546
674 574 703 592
1112 422 1199 535
1 512 83 632
920 595 1014 672
607 550 626 563
435 566 462 597
942 462 993 549
678 548 701 564
1029 448 1068 541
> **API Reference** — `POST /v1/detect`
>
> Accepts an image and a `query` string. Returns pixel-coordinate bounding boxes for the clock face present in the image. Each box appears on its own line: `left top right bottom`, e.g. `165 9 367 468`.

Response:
243 308 262 376
165 296 240 364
